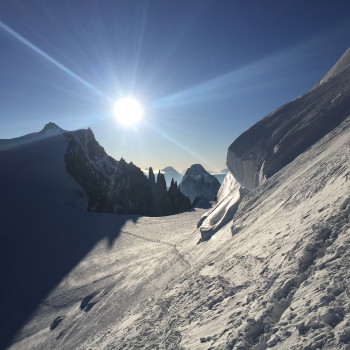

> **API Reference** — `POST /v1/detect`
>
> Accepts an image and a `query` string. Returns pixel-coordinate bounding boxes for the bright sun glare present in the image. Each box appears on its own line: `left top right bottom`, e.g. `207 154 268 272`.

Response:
113 97 143 127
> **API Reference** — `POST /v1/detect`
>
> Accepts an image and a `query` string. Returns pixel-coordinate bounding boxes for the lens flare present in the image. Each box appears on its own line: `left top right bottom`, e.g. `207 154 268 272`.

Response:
0 20 108 100
113 97 143 126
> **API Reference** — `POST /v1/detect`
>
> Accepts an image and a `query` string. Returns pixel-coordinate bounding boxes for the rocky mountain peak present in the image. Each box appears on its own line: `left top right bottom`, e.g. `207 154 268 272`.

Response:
40 122 65 135
180 164 220 203
184 164 207 177
161 166 179 173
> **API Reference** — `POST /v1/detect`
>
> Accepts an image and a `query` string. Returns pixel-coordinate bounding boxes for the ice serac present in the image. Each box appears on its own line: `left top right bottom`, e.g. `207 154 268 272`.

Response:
226 47 350 190
179 164 220 203
198 172 247 241
200 47 350 241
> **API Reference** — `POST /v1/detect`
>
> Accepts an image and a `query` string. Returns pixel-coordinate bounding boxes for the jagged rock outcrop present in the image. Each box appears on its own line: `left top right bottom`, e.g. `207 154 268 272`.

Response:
64 127 191 216
226 47 350 190
179 164 220 203
147 169 191 216
64 128 152 214
40 122 65 135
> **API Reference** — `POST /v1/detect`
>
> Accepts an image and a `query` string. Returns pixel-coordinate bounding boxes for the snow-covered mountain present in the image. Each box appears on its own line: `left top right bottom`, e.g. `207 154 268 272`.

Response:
161 166 183 187
179 164 221 203
201 47 350 242
226 48 350 190
2 48 350 350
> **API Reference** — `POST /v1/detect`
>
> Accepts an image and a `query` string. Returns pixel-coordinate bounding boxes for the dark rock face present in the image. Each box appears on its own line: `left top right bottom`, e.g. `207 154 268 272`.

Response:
150 171 191 216
227 49 350 189
64 129 190 216
179 164 220 203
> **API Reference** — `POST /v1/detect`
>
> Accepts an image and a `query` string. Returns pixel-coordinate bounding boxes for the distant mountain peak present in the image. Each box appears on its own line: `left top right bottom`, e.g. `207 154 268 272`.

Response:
180 164 220 203
40 122 65 135
185 164 207 176
161 166 179 173
159 166 183 187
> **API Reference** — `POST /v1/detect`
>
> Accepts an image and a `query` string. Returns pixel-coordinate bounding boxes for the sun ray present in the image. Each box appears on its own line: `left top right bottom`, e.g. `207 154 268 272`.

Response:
0 20 109 101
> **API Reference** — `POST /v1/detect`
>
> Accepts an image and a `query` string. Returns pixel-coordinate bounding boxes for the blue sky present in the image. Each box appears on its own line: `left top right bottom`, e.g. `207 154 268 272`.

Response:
0 0 349 171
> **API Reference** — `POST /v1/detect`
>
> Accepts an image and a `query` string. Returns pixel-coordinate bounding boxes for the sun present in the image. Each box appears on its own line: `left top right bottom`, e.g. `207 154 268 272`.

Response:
113 97 143 127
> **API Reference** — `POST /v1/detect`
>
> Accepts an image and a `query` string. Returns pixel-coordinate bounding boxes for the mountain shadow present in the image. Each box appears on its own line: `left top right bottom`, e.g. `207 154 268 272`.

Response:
0 133 138 349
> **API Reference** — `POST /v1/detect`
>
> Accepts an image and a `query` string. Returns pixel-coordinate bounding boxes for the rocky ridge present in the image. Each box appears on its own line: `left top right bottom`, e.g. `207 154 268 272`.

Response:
64 127 191 216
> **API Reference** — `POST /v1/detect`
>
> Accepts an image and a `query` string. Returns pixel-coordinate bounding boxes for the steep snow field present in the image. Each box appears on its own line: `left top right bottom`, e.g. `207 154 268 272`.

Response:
5 114 350 349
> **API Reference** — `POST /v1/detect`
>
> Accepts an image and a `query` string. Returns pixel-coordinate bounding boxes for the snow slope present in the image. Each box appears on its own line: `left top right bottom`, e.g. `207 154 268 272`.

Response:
8 109 349 350
227 48 350 190
0 130 143 349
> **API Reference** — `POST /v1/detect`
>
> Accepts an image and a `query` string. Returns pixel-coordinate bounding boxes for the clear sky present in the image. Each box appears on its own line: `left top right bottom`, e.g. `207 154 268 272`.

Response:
0 0 349 172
